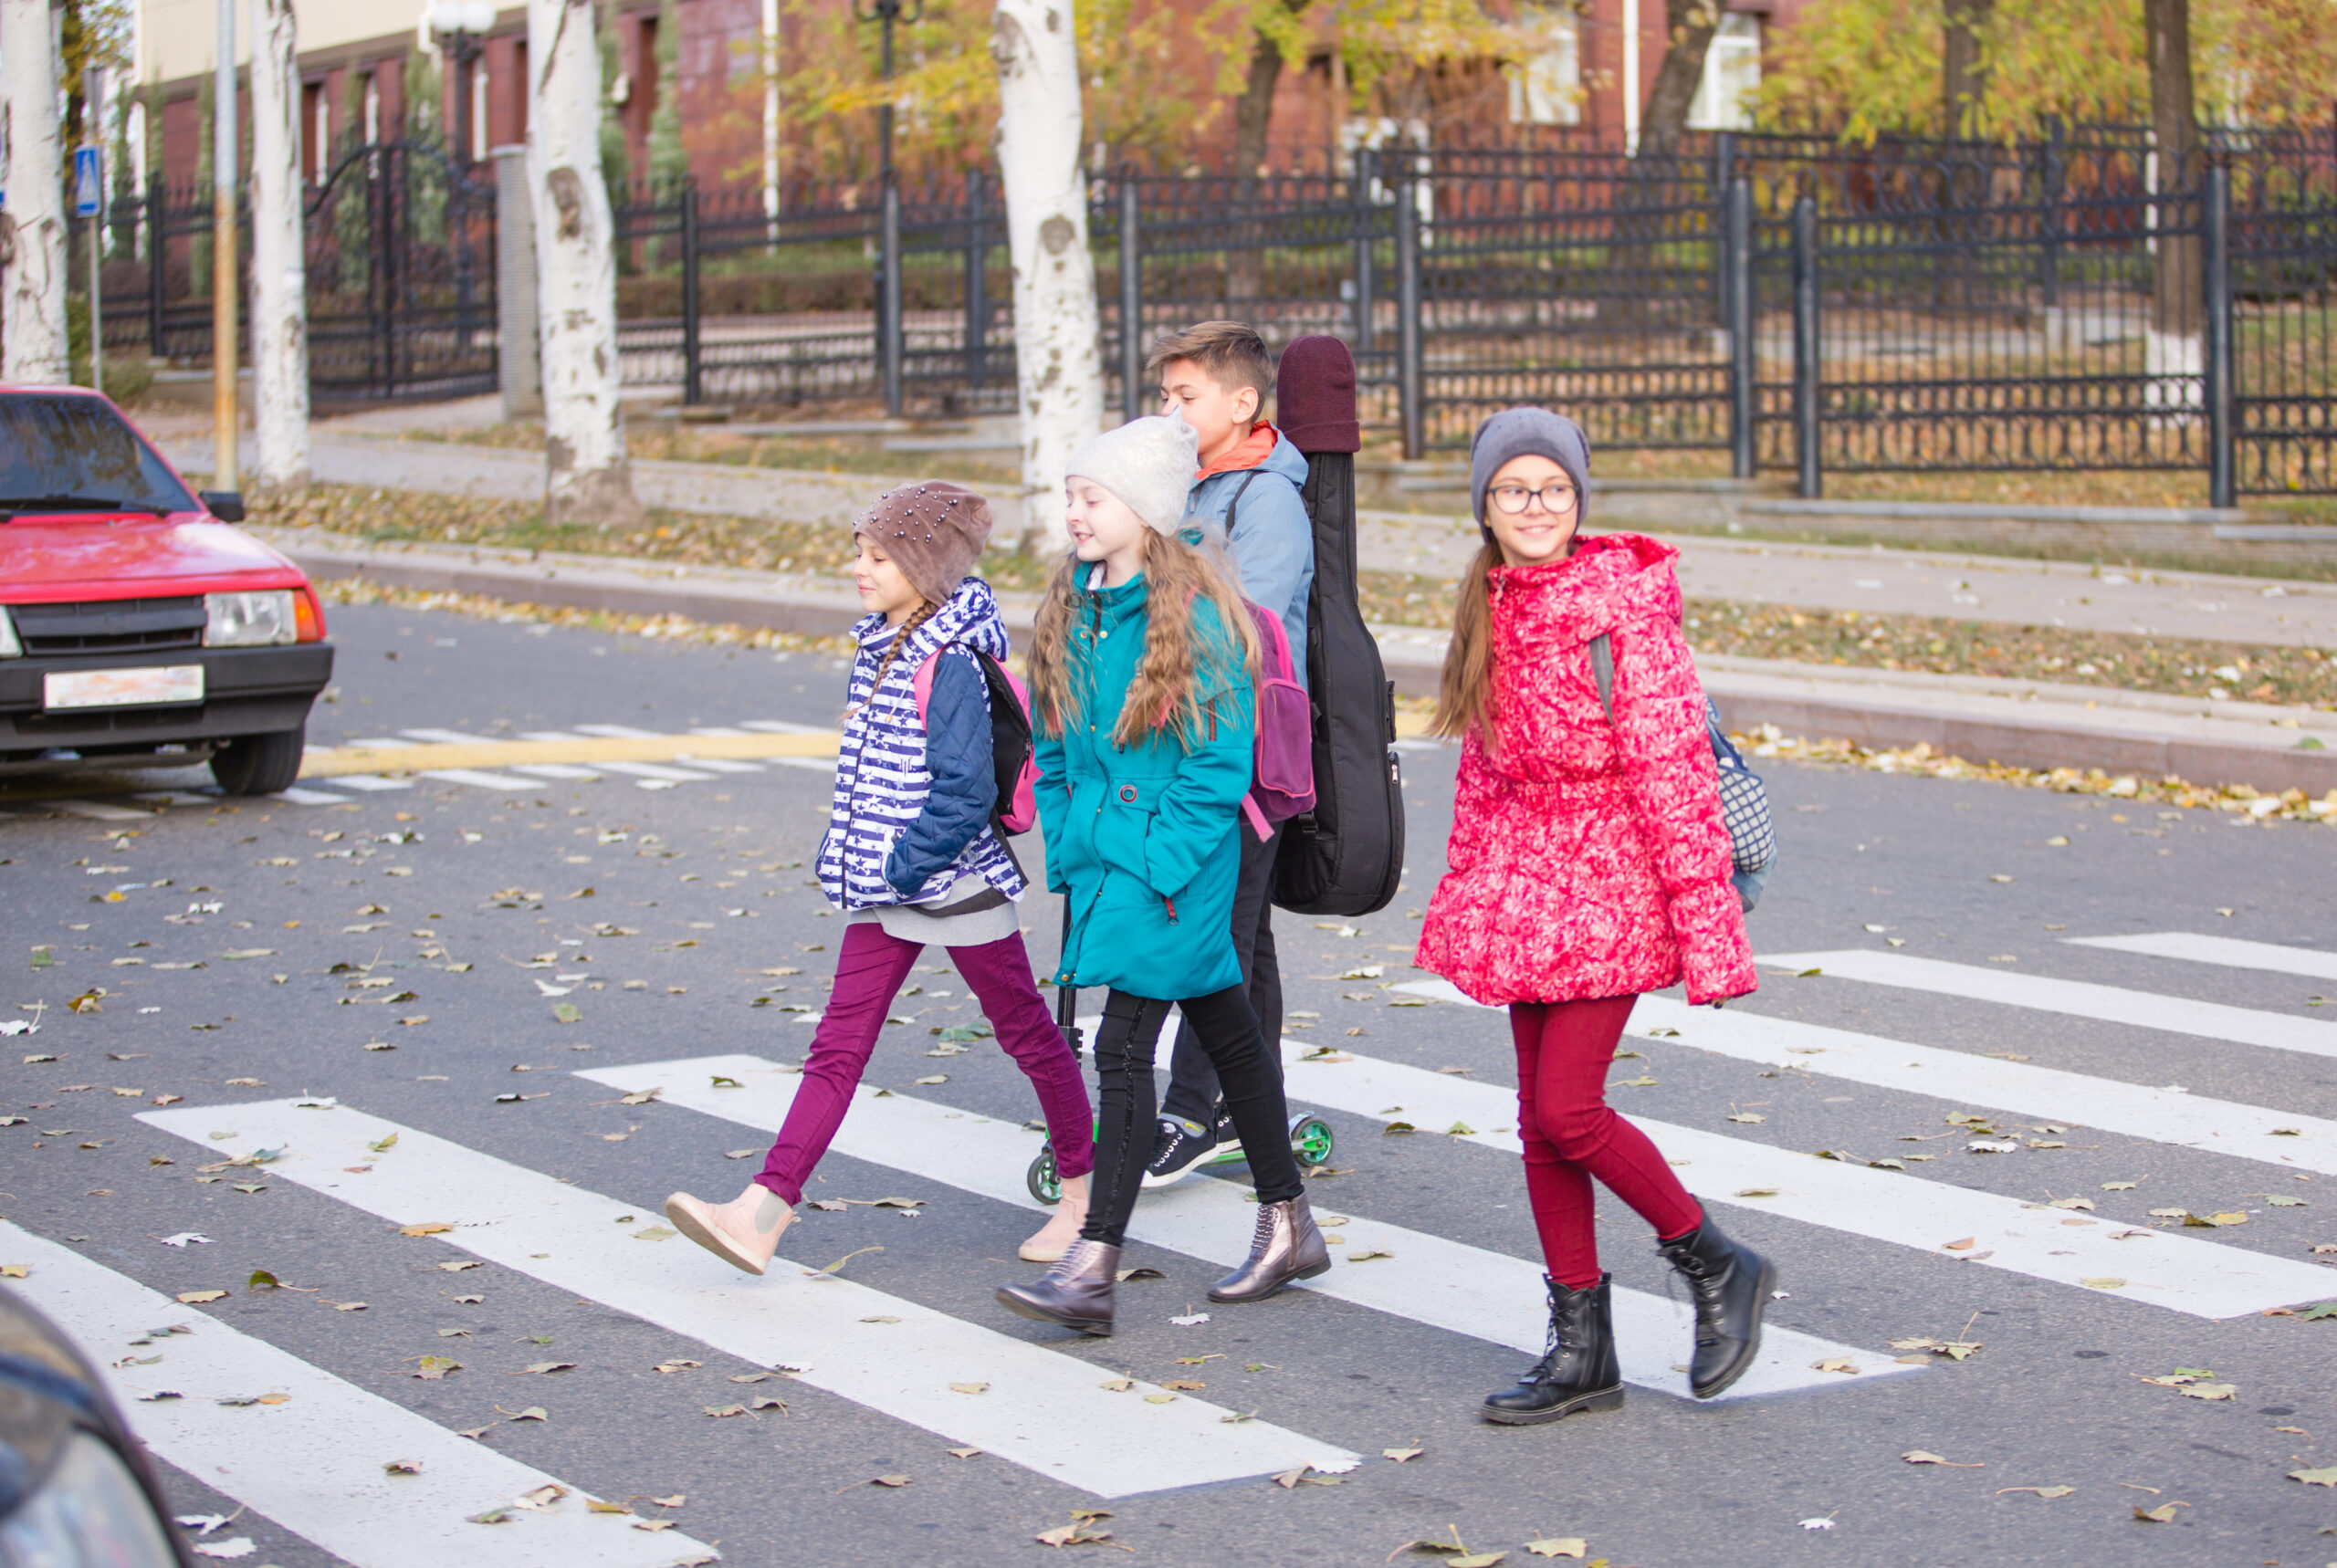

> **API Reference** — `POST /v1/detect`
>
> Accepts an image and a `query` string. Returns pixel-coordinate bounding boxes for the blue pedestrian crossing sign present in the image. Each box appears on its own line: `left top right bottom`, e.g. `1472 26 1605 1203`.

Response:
73 147 102 217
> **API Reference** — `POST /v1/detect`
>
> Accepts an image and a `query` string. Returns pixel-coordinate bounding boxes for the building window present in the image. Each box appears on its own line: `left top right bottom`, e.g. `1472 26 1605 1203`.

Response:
1507 8 1582 127
1687 14 1760 131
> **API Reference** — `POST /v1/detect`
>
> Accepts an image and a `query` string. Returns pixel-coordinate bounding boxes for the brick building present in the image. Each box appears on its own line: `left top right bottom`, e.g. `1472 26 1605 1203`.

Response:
133 0 1806 198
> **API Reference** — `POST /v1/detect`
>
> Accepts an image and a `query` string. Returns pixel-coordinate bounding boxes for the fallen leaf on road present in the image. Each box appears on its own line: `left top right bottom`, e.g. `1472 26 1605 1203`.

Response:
400 1223 453 1237
519 1362 574 1375
1381 1444 1423 1462
1524 1542 1587 1559
190 1540 255 1559
411 1357 460 1380
1902 1450 1983 1467
176 1290 226 1303
2133 1503 2187 1522
949 1382 989 1395
1996 1486 2075 1498
2289 1467 2337 1487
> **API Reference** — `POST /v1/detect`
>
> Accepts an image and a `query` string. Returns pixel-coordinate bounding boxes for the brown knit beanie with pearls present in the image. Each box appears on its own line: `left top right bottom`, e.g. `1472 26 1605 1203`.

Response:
853 481 995 605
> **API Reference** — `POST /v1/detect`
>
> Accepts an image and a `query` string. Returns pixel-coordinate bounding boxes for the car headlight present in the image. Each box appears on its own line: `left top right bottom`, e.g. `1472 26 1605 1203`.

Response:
0 1430 179 1568
0 609 18 659
203 590 297 647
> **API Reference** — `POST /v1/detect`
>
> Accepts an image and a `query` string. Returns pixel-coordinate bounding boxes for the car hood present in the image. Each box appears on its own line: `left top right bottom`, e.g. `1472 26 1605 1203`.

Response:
0 513 309 602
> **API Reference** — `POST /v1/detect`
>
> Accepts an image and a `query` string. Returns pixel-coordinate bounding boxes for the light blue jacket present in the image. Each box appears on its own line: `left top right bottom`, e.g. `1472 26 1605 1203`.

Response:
1035 572 1255 1001
1183 430 1313 686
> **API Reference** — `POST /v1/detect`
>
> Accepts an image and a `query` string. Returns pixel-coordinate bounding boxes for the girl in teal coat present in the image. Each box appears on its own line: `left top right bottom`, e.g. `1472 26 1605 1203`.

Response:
996 413 1330 1336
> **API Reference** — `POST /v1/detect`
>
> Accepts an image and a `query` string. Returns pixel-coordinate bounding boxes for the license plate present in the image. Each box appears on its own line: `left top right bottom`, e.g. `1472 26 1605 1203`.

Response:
42 664 205 710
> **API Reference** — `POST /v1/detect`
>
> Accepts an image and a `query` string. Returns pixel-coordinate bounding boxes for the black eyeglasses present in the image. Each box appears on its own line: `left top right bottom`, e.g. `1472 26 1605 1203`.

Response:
1488 481 1579 515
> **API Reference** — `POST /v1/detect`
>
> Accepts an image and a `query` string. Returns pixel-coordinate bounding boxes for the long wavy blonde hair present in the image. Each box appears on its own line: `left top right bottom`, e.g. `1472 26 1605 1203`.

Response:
1027 529 1260 748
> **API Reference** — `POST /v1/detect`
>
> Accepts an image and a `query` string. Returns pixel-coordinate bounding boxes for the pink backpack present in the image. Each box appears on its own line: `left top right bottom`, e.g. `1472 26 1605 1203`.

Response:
912 645 1040 835
1241 601 1316 840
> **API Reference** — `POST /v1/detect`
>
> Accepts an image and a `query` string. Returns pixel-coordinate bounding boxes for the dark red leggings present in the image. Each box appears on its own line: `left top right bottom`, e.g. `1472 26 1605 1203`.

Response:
1512 996 1703 1291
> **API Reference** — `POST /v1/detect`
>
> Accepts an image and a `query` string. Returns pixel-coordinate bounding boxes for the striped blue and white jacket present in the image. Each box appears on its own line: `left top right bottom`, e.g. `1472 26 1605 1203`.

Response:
815 577 1026 913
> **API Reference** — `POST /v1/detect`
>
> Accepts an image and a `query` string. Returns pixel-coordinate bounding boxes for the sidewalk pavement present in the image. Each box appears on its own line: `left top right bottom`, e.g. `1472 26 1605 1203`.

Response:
264 526 2337 796
168 426 2337 653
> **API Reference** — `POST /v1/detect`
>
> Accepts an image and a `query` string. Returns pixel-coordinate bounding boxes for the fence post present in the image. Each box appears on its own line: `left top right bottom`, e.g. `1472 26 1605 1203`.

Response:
1119 172 1144 422
1712 131 1736 330
680 178 703 408
2039 116 2064 309
2202 157 2235 509
1395 152 1423 461
1728 175 1755 480
1352 146 1374 354
963 168 985 391
147 172 166 360
1791 193 1821 499
879 177 905 417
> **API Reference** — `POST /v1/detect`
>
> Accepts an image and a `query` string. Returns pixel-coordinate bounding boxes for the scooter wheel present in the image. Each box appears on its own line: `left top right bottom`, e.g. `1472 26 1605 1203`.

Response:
1289 1114 1336 1170
1026 1145 1061 1207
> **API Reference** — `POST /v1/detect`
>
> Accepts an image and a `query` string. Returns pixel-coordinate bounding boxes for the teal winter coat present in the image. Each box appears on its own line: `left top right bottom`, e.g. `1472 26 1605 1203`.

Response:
1035 570 1255 1001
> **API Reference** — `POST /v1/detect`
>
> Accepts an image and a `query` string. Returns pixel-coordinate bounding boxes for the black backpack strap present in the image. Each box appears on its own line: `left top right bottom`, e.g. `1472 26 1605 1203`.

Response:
1588 632 1615 724
1221 470 1263 539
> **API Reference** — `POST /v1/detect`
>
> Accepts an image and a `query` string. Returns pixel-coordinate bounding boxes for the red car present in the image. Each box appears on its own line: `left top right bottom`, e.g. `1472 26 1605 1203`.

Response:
0 387 333 795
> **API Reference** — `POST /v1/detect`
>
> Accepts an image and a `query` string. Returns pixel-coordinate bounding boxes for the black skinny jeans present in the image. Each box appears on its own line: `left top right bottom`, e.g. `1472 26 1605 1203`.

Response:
1080 983 1305 1248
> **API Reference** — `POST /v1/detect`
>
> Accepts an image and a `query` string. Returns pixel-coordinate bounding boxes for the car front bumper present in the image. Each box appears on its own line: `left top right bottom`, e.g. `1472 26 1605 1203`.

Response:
0 643 334 769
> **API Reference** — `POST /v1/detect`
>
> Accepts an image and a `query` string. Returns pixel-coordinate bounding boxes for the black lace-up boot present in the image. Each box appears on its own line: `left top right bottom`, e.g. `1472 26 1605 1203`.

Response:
1657 1211 1776 1399
1480 1275 1624 1425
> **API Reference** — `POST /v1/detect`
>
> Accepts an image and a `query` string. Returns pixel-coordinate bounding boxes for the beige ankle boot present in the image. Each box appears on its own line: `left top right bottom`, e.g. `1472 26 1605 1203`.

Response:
665 1183 793 1276
1018 1174 1090 1263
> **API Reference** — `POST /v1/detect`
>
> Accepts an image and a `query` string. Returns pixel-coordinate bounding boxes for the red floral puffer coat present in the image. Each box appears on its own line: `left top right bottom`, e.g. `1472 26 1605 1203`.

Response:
1417 532 1757 1009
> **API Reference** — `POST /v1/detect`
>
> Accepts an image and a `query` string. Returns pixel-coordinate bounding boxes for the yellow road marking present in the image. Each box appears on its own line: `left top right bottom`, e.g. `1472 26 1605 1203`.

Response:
300 730 844 779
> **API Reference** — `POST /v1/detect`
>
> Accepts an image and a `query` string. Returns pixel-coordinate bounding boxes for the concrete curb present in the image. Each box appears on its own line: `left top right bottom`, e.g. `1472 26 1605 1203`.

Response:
278 533 2337 797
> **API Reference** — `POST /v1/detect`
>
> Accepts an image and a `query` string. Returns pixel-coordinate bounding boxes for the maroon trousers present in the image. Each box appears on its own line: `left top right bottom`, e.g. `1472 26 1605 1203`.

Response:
1511 995 1703 1290
755 922 1095 1206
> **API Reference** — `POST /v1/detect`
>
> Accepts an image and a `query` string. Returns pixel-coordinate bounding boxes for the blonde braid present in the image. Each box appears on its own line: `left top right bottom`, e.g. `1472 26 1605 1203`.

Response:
865 600 941 703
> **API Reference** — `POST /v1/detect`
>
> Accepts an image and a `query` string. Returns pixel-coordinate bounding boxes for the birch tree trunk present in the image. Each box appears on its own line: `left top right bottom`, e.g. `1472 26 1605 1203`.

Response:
990 0 1101 553
249 0 309 488
0 0 70 384
529 0 643 530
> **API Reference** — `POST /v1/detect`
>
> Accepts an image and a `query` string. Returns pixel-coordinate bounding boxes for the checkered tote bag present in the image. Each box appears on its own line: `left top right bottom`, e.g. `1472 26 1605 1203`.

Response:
1588 633 1776 912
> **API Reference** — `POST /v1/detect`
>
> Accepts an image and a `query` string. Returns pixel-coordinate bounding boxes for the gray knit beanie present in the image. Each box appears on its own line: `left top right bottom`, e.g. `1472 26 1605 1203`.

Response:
1066 413 1200 535
1469 407 1590 541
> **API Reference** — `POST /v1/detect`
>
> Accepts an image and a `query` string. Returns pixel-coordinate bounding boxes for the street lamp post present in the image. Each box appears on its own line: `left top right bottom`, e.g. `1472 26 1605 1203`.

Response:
430 0 496 162
853 0 920 416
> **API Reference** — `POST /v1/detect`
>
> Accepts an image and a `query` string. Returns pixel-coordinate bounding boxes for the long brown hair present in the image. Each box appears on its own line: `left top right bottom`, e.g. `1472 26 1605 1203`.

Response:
1027 530 1260 748
1430 539 1504 745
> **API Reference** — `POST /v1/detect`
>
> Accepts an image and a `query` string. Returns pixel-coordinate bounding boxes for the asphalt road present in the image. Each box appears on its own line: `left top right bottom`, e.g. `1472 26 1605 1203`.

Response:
5 599 2335 1568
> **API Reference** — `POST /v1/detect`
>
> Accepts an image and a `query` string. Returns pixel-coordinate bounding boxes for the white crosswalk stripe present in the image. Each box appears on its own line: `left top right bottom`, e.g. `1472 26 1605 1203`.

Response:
508 762 605 780
417 768 540 791
1265 1036 2332 1319
272 786 352 805
675 758 765 774
1 1222 718 1568
137 1102 1357 1498
2064 931 2337 984
47 798 157 821
593 761 721 783
571 725 665 739
317 773 414 791
1387 980 2337 1176
400 727 498 744
577 1056 1913 1400
1760 949 2337 1061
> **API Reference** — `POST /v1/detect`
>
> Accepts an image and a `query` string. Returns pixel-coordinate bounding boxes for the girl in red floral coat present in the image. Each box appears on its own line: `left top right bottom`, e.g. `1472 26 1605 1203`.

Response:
1419 407 1774 1423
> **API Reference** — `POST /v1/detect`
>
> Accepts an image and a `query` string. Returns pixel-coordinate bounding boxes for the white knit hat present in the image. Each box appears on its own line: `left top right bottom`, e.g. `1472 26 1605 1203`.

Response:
1066 413 1200 536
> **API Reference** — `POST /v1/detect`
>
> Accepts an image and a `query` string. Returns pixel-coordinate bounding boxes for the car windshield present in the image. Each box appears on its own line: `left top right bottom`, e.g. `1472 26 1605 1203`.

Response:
0 394 200 516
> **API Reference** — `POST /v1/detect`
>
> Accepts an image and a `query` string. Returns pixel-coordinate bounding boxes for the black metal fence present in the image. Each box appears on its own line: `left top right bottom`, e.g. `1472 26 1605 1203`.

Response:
101 122 2335 498
114 133 497 406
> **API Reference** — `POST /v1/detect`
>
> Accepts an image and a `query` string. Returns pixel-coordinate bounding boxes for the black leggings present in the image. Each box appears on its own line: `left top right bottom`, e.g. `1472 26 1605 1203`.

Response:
1079 984 1305 1248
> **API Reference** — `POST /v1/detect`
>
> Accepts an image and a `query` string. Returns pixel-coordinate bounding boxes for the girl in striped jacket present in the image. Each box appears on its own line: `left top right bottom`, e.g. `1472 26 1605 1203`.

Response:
665 483 1095 1273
